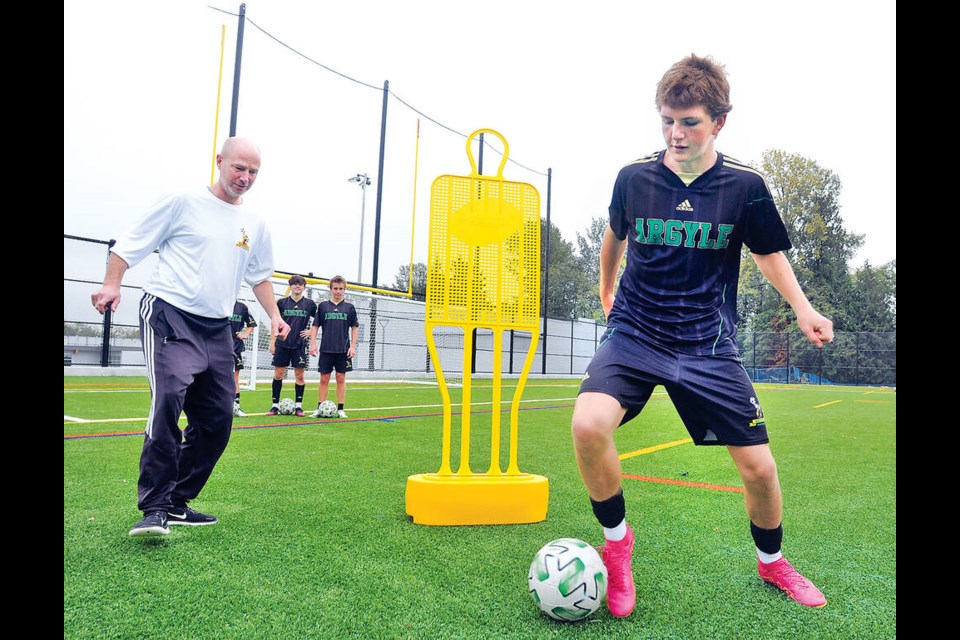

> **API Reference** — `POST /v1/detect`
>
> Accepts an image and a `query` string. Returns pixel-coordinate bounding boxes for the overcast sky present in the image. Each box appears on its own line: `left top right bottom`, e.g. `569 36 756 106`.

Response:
65 0 896 288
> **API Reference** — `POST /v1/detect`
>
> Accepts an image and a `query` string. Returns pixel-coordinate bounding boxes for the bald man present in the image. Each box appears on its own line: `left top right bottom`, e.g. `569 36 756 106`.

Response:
92 137 290 537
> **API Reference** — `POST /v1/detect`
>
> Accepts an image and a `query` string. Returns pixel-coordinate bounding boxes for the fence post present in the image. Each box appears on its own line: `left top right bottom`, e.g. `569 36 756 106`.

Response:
569 317 575 374
367 298 378 371
786 331 791 383
818 335 823 385
855 332 860 386
99 240 117 367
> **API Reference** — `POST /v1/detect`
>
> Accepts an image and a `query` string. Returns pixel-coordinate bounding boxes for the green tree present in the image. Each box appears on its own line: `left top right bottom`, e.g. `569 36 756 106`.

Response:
64 322 102 337
541 219 591 319
738 150 864 332
574 216 609 322
846 259 896 331
390 262 427 301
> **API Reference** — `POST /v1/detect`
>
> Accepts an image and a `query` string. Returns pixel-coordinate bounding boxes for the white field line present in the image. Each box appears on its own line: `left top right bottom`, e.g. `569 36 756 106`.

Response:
64 396 584 425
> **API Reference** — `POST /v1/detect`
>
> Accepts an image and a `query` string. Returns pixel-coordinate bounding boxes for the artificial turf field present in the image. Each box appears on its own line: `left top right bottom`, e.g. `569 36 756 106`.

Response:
64 377 895 638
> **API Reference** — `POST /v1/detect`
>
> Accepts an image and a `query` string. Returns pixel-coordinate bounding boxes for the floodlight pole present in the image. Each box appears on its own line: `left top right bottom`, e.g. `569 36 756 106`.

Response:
348 173 371 284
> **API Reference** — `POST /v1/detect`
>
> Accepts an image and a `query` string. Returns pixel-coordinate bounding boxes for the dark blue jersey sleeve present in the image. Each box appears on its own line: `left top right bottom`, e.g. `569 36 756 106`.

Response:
741 175 791 255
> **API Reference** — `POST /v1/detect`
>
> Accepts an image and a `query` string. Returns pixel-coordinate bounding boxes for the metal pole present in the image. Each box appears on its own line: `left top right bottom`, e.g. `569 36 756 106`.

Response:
228 3 246 136
370 80 389 288
786 331 791 383
100 240 117 367
819 334 824 385
541 168 552 374
358 183 365 283
350 174 371 284
478 132 484 174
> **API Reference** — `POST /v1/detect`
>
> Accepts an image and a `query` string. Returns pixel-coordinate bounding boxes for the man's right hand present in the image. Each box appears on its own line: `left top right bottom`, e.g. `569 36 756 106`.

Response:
274 318 291 340
91 285 122 315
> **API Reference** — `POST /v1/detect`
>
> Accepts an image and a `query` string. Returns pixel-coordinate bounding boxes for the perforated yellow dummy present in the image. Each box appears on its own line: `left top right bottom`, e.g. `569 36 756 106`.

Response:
405 129 548 525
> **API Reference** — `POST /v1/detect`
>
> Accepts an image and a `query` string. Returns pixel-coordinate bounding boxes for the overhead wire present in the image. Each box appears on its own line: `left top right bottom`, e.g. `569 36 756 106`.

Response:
209 5 550 177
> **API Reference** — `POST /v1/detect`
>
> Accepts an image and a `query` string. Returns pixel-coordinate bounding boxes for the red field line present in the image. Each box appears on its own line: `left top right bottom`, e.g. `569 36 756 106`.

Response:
621 473 745 493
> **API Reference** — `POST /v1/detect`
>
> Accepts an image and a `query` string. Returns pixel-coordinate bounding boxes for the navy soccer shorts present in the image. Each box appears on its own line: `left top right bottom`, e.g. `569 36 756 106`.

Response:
578 328 769 446
318 352 350 374
233 340 245 370
272 345 309 369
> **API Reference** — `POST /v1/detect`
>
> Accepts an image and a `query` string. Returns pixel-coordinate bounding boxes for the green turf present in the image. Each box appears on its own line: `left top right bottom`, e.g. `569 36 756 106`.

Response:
64 378 896 638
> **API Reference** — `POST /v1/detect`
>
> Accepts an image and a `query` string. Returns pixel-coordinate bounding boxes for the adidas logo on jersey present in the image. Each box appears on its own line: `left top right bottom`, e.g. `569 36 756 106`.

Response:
676 199 693 212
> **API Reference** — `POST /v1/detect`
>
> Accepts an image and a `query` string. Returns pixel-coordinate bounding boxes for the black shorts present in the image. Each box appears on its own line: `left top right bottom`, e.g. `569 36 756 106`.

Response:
578 328 769 446
272 345 309 369
319 352 352 374
233 340 245 370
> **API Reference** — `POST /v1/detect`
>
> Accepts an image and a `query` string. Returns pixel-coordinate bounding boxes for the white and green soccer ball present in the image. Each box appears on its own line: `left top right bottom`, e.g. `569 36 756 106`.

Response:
529 537 607 622
318 400 338 418
278 398 296 415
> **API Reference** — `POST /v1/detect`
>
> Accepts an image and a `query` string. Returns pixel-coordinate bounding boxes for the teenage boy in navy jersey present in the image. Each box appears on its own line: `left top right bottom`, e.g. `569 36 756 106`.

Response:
268 275 317 417
309 275 359 418
573 54 833 617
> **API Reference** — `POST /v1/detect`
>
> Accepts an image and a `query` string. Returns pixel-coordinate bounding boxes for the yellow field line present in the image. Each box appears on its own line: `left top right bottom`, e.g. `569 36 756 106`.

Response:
813 400 842 408
619 438 692 460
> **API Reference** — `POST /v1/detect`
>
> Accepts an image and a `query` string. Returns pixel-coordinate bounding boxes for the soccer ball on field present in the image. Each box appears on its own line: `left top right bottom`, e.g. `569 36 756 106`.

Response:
529 537 607 622
318 400 338 418
278 398 296 415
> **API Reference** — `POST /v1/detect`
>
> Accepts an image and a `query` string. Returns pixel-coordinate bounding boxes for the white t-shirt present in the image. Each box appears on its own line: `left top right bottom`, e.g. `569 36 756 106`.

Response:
112 187 275 319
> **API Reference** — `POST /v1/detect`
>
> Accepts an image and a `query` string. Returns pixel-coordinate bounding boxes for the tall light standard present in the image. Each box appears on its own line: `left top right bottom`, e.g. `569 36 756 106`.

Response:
348 173 372 284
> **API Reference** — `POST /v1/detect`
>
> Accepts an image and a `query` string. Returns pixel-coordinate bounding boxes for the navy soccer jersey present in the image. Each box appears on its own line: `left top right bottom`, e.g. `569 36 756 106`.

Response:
607 150 791 356
314 300 359 353
275 296 317 349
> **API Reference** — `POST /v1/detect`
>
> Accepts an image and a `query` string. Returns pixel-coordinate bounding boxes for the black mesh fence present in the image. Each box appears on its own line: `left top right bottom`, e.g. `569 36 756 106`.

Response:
65 235 895 385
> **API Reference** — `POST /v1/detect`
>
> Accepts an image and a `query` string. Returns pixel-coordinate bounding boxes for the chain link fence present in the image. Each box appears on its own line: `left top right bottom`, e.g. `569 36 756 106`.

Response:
65 235 895 386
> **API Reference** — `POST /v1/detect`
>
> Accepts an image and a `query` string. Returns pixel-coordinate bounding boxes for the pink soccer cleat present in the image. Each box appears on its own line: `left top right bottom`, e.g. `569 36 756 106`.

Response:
599 525 636 617
758 557 827 608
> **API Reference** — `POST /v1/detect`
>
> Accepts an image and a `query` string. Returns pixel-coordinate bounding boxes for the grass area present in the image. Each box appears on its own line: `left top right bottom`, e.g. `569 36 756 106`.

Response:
64 378 896 638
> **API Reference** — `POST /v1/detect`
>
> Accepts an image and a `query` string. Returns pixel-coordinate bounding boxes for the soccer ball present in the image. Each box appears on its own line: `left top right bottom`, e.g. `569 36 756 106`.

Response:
278 398 296 415
529 538 607 622
318 400 338 418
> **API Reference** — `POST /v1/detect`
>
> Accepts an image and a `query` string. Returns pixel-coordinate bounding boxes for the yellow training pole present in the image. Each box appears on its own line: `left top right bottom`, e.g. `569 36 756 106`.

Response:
210 24 226 185
458 328 473 475
489 328 503 475
407 119 420 296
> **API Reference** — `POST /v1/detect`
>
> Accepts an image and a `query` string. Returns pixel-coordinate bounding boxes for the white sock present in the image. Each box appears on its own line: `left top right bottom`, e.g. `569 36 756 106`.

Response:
603 520 627 542
757 548 783 564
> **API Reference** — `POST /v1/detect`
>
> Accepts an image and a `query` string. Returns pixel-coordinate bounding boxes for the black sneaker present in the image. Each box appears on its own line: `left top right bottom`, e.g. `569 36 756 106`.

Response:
129 511 169 537
266 406 280 416
167 506 218 526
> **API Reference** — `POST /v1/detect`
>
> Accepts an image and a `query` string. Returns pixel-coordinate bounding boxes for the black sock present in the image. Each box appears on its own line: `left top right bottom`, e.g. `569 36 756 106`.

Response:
272 379 283 403
750 522 783 555
295 384 305 403
235 393 240 402
590 488 625 529
338 403 344 410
